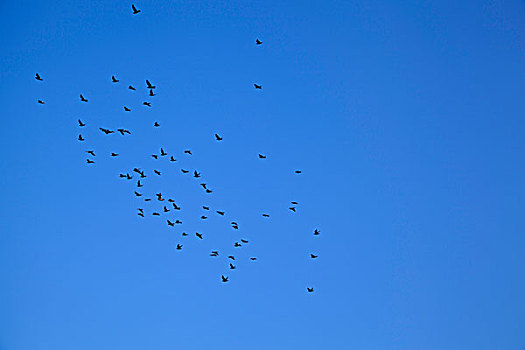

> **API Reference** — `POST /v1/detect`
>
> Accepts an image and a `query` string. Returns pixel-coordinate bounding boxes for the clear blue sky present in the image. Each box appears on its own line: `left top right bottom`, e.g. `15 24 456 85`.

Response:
1 0 525 349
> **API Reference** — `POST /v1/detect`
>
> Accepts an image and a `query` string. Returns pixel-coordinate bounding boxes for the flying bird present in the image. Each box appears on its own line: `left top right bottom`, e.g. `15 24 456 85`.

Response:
78 134 84 141
310 254 318 259
111 75 119 83
258 154 266 159
228 256 235 260
205 189 213 194
37 100 45 104
295 170 302 174
137 212 144 217
200 183 207 189
143 102 151 107
128 85 136 91
215 133 223 141
152 212 160 216
182 232 188 236
79 94 88 102
221 275 229 282
146 80 155 89
196 232 203 239
134 191 142 197
184 150 192 155
240 239 248 243
314 229 320 236
124 106 131 111
201 216 207 220
163 206 170 213
210 251 219 257
181 169 189 174
289 207 296 212
170 156 176 162
234 242 242 247
78 119 86 127
229 263 236 270
254 83 262 89
99 128 114 134
160 148 167 156
193 171 200 178
35 73 43 81
202 206 209 210
86 150 95 156
117 128 131 135
291 201 298 205
167 220 174 227
154 122 160 127
111 152 119 157
256 39 263 45
250 257 257 261
172 203 181 210
137 180 143 187
86 159 95 164
175 220 182 224
149 89 155 96
307 288 314 293
151 154 158 159
132 4 141 14
176 244 182 250
216 211 225 216
262 214 270 217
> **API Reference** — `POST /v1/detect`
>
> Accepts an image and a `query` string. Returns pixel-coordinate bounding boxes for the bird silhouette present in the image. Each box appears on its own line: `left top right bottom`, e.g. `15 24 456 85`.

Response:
111 152 119 157
228 256 235 260
79 94 88 102
307 288 314 293
258 154 266 159
203 206 209 210
289 207 296 212
193 171 201 178
216 211 225 216
205 189 213 194
78 119 86 127
146 80 155 89
137 208 144 213
201 216 207 220
163 206 170 213
262 214 270 217
78 134 84 141
124 106 131 111
200 183 207 189
184 150 192 155
176 244 182 250
250 257 257 261
154 122 160 127
138 212 144 217
160 148 167 156
210 251 219 257
172 203 181 210
167 220 174 227
182 232 188 236
143 102 151 107
35 73 43 81
240 239 248 243
149 89 155 96
86 150 95 156
128 85 136 91
137 180 143 187
86 159 95 164
152 212 160 216
215 133 223 141
170 156 176 162
254 83 262 89
291 201 299 205
196 232 203 239
156 193 164 201
134 191 142 197
175 220 182 224
234 242 242 247
99 128 114 135
132 4 141 14
310 254 318 259
229 263 236 269
314 229 320 235
151 154 158 159
181 169 189 174
295 170 302 174
112 75 119 83
256 39 263 45
117 128 131 135
221 275 229 282
37 100 45 104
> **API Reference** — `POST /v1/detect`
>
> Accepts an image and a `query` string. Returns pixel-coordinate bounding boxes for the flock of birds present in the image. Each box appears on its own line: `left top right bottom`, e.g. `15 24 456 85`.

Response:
34 4 323 293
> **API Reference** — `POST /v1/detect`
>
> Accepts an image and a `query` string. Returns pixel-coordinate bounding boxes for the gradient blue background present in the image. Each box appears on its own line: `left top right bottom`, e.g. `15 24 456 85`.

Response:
1 1 525 349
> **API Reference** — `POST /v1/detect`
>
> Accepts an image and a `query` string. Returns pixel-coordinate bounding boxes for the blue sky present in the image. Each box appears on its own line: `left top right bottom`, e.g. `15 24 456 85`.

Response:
1 0 525 349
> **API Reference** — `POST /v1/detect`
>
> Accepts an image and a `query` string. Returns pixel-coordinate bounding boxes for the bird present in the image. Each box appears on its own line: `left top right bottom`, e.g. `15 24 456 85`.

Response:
201 216 207 220
168 199 174 203
230 263 236 270
210 251 219 257
149 89 155 96
182 232 188 236
119 174 127 178
139 171 146 178
258 154 266 159
170 156 176 162
289 207 296 212
86 150 95 156
111 75 119 83
176 244 182 250
128 85 136 91
314 229 320 236
137 208 144 213
143 102 151 107
132 4 141 14
256 38 263 45
133 168 142 174
203 206 209 210
78 134 84 141
79 94 88 102
200 183 207 189
151 154 158 159
228 256 235 260
215 133 223 141
205 189 213 194
111 152 119 157
240 239 248 244
134 191 142 197
78 119 86 127
310 254 318 259
175 220 182 224
196 232 203 239
160 148 167 156
124 106 131 111
99 128 114 135
221 275 229 282
37 100 45 104
126 173 132 180
163 206 170 213
295 170 302 174
172 203 181 210
193 171 200 178
291 201 299 205
156 193 164 201
167 220 174 227
231 224 239 230
216 211 225 216
307 288 314 293
152 212 160 216
138 212 144 217
234 242 242 247
262 214 270 217
144 198 152 202
117 128 131 135
153 122 160 127
254 83 262 89
35 73 43 81
181 169 189 174
250 257 257 261
137 180 143 187
86 159 95 164
184 150 192 155
146 80 155 89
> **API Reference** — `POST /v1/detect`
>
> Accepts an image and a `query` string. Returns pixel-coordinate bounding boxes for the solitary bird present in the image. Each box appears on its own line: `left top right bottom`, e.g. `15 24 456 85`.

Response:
137 180 143 187
99 128 114 135
37 100 45 104
151 154 158 159
117 128 131 135
111 152 119 157
132 4 141 14
112 75 119 83
153 122 160 127
181 169 189 174
250 257 257 261
160 148 167 156
314 229 320 236
170 156 176 162
80 94 88 102
228 256 235 260
175 220 182 224
258 154 266 159
310 254 318 259
307 288 314 293
215 133 223 141
262 214 270 218
210 251 219 257
184 150 192 155
143 102 151 107
78 119 86 127
182 232 188 236
230 263 236 270
203 206 209 210
35 73 43 81
234 242 242 247
152 212 160 216
86 159 95 164
134 191 142 197
196 232 203 239
295 170 302 174
86 150 95 156
128 85 136 91
124 106 131 111
221 275 229 283
254 83 262 89
176 244 182 250
291 201 298 205
193 171 200 178
240 239 248 244
146 80 155 89
216 211 225 216
78 134 84 141
256 39 262 45
201 216 207 220
167 220 175 227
